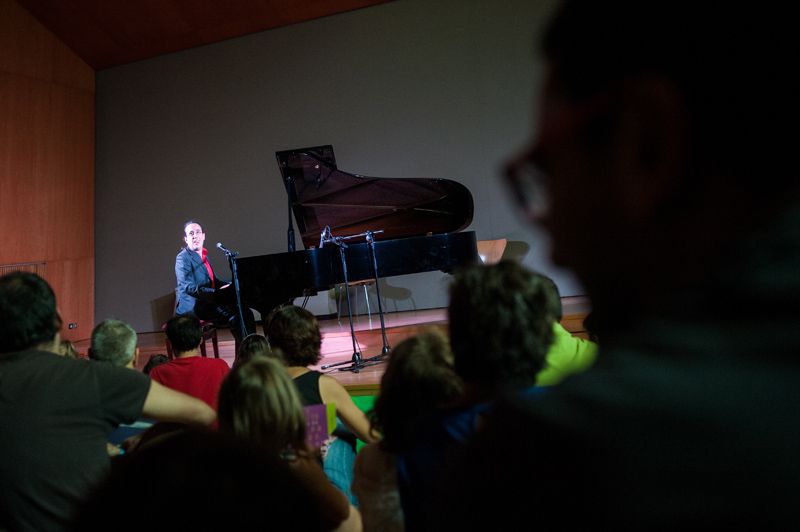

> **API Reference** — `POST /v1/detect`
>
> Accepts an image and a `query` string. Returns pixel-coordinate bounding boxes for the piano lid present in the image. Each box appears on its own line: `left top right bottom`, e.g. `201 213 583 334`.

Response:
275 145 474 250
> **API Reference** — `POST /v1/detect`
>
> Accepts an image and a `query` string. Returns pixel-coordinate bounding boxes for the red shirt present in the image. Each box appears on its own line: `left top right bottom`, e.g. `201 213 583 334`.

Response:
149 356 229 410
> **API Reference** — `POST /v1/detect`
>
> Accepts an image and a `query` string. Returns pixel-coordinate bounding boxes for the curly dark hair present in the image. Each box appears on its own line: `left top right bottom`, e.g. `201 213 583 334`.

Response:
447 261 560 392
0 271 59 353
265 306 321 367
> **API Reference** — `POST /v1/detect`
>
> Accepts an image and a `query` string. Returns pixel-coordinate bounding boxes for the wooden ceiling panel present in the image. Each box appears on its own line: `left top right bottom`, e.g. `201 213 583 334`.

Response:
14 0 392 70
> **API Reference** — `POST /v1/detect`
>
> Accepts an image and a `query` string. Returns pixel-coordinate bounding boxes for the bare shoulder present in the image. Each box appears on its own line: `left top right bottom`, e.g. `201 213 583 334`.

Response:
318 374 347 395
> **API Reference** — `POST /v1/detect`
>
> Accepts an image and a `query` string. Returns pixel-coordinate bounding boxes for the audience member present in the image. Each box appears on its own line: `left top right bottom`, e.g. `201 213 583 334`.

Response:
397 261 559 528
534 274 598 386
150 314 229 410
0 272 216 532
266 305 378 505
447 261 558 401
89 319 157 451
218 357 362 531
142 354 169 375
58 339 81 359
233 332 271 369
353 330 463 532
435 1 800 529
71 429 332 531
89 319 138 368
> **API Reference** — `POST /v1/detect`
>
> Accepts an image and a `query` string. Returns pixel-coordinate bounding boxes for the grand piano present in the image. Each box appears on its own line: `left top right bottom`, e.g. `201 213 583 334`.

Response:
228 145 479 319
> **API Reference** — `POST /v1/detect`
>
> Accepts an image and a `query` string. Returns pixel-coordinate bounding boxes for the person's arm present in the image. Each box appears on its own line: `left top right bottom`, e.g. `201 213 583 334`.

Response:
289 452 362 531
333 505 362 532
141 380 216 426
319 375 378 444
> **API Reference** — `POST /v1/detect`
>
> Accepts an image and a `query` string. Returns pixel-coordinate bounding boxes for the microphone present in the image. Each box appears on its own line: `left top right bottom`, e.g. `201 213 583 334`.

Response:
216 242 239 257
319 226 332 248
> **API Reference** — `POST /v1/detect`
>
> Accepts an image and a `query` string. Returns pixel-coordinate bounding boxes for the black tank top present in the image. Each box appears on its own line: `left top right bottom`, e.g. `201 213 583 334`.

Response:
293 370 323 406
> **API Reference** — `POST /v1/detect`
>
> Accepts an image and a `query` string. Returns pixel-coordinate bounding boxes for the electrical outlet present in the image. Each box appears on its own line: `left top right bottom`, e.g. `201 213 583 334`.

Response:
68 323 77 330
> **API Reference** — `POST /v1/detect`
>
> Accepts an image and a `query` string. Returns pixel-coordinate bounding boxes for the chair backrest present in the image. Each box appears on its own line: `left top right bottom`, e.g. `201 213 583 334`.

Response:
477 238 507 265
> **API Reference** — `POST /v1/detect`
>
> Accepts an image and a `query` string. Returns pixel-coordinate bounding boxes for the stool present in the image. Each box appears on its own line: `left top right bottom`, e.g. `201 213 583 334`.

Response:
337 280 375 320
162 319 219 359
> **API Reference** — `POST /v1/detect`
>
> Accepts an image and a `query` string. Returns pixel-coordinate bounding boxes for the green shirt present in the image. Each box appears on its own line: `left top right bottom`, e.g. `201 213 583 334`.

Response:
535 321 598 386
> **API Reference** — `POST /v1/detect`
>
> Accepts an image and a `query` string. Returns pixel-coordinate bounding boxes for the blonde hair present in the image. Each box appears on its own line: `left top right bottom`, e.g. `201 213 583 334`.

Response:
59 340 80 359
218 356 307 456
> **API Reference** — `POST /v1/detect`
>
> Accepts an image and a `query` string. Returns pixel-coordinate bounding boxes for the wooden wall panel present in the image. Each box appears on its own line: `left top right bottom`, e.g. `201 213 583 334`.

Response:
0 73 54 263
46 258 94 343
1 0 95 342
43 84 95 260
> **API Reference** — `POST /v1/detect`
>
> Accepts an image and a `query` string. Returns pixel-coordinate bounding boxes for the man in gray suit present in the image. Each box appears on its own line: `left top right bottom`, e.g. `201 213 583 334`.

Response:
175 220 254 344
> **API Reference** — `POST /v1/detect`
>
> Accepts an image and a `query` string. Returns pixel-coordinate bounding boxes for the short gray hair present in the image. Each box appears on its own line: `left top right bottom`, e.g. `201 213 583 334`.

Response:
90 319 137 367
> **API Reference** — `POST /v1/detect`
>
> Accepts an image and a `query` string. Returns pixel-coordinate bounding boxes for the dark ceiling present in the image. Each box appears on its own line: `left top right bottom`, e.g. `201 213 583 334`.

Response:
16 0 393 70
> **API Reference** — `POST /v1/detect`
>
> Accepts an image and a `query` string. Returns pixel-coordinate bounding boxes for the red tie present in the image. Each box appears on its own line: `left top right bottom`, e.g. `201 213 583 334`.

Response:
201 249 215 288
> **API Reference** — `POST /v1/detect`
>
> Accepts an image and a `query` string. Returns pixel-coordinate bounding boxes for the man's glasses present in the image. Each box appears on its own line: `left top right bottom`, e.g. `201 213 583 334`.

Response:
503 86 615 223
186 230 203 237
504 147 549 222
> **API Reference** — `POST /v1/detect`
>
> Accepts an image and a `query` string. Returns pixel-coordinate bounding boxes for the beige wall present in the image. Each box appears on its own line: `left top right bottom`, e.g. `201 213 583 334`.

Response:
95 0 583 332
0 0 95 342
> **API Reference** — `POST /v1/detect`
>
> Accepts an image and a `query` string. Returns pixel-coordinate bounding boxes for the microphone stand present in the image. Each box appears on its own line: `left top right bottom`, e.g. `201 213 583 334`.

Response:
318 229 363 372
285 173 296 252
319 227 389 373
220 246 248 340
366 230 391 357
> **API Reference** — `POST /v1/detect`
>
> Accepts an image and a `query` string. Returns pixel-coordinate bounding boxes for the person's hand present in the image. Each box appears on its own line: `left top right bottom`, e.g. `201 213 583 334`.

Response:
319 435 337 461
121 432 143 453
106 443 124 457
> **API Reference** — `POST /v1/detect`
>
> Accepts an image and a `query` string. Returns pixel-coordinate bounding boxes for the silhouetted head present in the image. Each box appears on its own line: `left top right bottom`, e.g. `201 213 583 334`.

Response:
142 354 169 375
165 314 202 354
505 1 797 332
448 262 558 395
372 330 464 453
0 272 60 353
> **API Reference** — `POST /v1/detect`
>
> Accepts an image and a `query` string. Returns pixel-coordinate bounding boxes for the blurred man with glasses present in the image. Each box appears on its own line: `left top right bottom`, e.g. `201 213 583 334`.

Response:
434 2 800 529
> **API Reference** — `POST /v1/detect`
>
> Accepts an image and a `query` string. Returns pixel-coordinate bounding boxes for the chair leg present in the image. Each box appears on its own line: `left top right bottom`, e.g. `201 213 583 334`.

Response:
211 329 219 358
363 284 371 318
199 338 207 357
337 284 343 322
